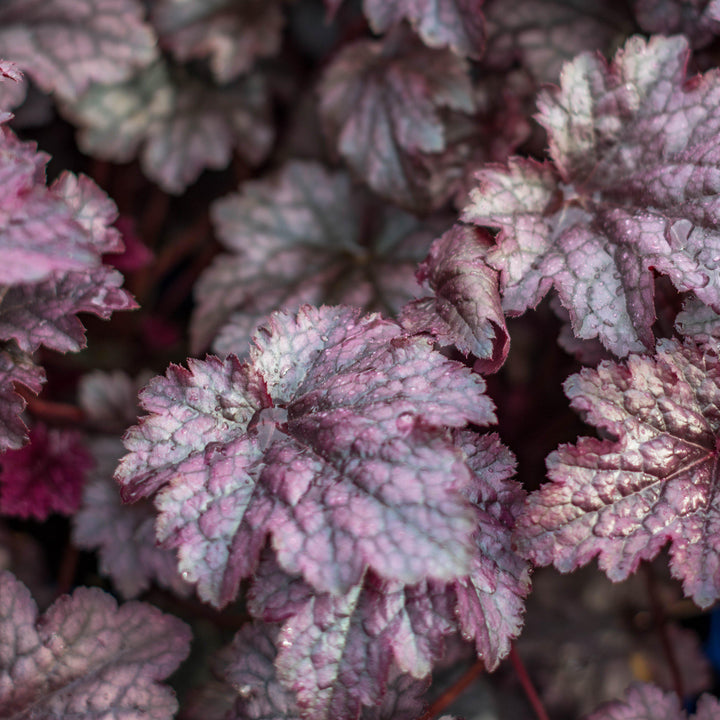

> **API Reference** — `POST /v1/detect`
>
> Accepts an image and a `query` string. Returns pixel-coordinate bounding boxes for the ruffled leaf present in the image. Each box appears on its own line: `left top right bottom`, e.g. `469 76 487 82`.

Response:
193 161 444 354
117 305 493 605
0 571 191 719
517 338 720 608
465 35 720 356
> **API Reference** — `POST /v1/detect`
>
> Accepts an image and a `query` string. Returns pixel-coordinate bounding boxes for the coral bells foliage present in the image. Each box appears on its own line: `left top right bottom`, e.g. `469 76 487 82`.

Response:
10 0 720 718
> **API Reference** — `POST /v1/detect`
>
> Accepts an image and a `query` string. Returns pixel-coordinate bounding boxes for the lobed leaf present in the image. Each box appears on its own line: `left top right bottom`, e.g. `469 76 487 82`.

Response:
0 0 156 104
0 571 191 719
319 32 475 212
193 161 444 354
64 59 273 193
633 0 720 48
363 0 486 59
117 305 492 605
152 0 284 82
400 224 509 373
517 338 720 608
465 35 720 356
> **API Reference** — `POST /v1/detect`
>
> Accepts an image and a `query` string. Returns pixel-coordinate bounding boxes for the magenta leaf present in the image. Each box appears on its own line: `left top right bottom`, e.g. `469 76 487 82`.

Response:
450 431 530 670
633 0 720 48
0 570 190 719
400 224 509 373
318 31 475 212
192 160 445 354
517 338 720 608
152 0 285 82
0 343 44 452
362 0 486 59
0 423 92 521
585 683 720 720
63 59 273 193
0 0 156 104
73 437 191 599
117 305 493 605
483 0 632 83
464 35 720 356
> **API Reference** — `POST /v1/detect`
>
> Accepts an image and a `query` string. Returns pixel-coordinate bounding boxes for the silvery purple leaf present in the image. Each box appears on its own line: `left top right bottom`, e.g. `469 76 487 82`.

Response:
400 224 509 373
64 59 273 193
0 0 156 104
193 161 445 354
319 31 475 212
152 0 284 82
464 36 720 356
0 570 191 719
633 0 720 48
517 338 720 608
116 305 493 605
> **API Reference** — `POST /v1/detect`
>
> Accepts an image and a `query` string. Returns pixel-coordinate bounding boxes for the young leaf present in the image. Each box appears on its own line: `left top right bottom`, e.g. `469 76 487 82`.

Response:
63 59 273 193
73 437 191 599
152 0 285 82
116 305 492 605
517 338 720 608
400 224 509 373
0 423 92 521
0 0 156 105
585 683 720 720
465 35 720 356
0 571 191 719
362 0 486 59
318 31 475 212
192 160 445 354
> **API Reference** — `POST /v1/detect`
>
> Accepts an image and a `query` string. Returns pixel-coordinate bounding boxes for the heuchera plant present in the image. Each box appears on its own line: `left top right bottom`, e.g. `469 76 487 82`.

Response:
6 2 720 719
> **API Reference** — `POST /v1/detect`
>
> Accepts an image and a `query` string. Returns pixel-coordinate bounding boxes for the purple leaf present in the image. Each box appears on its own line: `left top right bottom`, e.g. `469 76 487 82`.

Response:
319 31 475 212
73 437 191 599
517 338 720 608
274 574 453 720
63 59 273 193
0 266 136 354
362 0 486 59
675 295 720 343
0 423 92 521
464 35 720 356
78 369 152 433
450 431 530 670
0 343 44 452
193 160 445 355
0 570 191 719
400 224 509 373
585 683 720 720
116 305 493 605
0 129 109 285
0 0 156 103
483 0 632 83
152 0 285 82
633 0 720 48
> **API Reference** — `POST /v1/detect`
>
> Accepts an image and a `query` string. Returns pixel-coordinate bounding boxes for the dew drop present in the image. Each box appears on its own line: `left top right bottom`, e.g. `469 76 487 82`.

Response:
238 685 252 697
396 413 414 434
181 571 190 581
321 335 329 342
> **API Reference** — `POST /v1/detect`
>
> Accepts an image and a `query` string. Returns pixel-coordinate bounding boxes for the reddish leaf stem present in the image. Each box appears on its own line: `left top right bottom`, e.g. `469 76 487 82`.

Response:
510 645 550 720
419 659 485 720
24 396 86 426
56 544 79 597
643 564 684 700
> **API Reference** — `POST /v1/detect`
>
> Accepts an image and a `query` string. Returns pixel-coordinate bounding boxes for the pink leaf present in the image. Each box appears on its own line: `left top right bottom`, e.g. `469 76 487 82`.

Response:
464 35 720 356
400 224 509 373
517 338 720 608
116 305 493 605
0 571 190 719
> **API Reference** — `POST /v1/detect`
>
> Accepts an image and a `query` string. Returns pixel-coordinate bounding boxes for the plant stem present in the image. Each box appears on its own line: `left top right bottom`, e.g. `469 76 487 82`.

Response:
25 396 85 426
510 645 550 720
419 659 485 720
